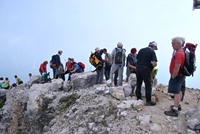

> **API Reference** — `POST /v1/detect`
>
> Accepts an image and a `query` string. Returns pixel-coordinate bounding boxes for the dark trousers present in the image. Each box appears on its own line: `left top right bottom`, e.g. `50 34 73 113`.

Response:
114 69 118 86
96 67 104 84
181 79 186 101
136 65 152 102
52 68 56 79
104 65 111 80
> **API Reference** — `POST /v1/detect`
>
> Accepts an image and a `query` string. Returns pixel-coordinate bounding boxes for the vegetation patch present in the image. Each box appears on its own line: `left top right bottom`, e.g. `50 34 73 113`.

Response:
59 93 80 112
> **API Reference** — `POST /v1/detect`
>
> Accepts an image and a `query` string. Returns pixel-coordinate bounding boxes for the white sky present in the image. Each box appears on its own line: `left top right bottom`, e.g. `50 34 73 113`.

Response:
0 0 200 89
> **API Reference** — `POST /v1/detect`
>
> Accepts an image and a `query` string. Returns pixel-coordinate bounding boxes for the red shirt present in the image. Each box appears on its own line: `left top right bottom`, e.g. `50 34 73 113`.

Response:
169 51 185 76
39 63 47 73
65 61 73 72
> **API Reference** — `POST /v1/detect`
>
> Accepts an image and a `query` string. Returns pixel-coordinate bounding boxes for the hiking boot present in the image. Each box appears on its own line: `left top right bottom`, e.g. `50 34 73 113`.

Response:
146 101 156 106
164 109 178 117
170 105 182 111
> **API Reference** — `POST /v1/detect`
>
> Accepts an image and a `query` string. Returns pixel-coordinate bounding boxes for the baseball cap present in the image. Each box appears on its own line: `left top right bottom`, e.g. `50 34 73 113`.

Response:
117 42 123 48
95 47 100 51
149 41 158 50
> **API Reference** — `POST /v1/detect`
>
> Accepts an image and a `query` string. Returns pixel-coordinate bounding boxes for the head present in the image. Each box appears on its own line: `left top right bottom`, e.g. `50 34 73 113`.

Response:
5 78 8 81
171 37 183 50
117 42 123 48
148 41 158 50
29 73 32 77
71 58 74 62
95 47 100 52
58 50 63 55
131 48 137 55
103 48 107 54
14 75 17 78
44 61 48 64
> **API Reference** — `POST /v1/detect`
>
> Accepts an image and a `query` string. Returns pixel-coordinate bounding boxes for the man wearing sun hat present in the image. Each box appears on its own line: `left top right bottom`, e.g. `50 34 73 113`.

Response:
94 47 105 84
135 41 158 106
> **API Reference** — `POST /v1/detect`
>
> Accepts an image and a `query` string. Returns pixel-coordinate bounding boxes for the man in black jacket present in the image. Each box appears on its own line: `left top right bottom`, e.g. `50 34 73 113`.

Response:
135 41 158 106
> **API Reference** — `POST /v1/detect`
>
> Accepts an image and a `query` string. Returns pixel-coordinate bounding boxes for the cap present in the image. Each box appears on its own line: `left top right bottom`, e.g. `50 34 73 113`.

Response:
149 41 158 50
117 42 123 48
95 47 100 51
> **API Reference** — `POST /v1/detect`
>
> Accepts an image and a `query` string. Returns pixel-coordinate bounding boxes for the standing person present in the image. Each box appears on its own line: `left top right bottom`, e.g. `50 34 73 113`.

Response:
51 50 63 79
94 47 105 84
125 48 137 82
110 42 126 86
104 48 112 80
135 41 158 106
164 37 185 117
39 61 48 75
14 75 23 85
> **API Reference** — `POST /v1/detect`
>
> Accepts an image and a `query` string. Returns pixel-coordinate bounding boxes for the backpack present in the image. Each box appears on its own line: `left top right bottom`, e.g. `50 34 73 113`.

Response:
115 48 123 64
182 43 197 76
1 83 8 89
50 55 56 69
78 62 85 70
89 52 103 69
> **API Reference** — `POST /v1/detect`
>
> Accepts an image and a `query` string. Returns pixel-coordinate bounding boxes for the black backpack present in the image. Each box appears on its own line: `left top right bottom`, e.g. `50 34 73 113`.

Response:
182 43 197 76
115 48 123 64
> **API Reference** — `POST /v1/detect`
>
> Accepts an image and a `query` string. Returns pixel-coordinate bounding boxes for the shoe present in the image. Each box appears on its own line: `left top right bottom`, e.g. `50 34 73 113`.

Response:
170 105 182 111
146 101 156 106
164 109 178 117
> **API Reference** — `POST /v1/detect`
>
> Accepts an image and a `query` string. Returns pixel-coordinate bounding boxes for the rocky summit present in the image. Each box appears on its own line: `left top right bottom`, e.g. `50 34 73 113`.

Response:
0 72 200 134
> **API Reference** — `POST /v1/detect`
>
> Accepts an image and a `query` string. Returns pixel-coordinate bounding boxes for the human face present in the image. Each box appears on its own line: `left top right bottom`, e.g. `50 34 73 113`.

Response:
171 41 181 50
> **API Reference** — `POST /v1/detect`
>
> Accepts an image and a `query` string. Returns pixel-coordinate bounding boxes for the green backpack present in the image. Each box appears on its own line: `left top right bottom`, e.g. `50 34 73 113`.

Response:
1 83 8 89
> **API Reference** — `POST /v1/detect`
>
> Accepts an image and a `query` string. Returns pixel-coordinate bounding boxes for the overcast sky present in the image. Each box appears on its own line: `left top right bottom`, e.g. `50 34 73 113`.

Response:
0 0 200 89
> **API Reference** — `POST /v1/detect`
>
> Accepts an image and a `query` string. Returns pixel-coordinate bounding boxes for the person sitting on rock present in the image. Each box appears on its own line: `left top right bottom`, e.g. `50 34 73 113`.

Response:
65 58 74 80
68 60 84 80
13 75 23 87
39 61 48 75
1 78 12 89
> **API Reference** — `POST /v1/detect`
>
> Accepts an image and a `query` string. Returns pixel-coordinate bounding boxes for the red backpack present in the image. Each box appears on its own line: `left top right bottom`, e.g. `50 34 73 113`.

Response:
78 62 85 70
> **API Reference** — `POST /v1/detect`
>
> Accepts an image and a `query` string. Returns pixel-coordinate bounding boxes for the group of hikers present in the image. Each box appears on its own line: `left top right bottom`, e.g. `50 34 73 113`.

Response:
0 75 23 89
0 36 197 118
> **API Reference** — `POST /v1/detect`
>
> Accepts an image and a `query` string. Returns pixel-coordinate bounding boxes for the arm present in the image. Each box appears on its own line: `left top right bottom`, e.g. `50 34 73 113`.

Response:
128 62 136 69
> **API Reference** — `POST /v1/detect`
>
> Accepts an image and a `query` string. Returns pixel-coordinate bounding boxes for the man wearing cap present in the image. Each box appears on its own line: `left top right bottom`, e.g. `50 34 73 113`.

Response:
135 41 158 106
110 42 126 86
94 47 105 84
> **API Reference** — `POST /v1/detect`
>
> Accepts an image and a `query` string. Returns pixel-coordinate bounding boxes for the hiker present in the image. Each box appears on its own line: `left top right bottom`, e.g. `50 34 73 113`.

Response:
104 48 112 80
110 42 126 86
126 48 137 82
14 75 23 86
94 47 105 84
164 37 186 117
39 61 48 75
135 41 158 106
1 78 12 89
50 50 63 79
65 58 74 80
68 60 84 80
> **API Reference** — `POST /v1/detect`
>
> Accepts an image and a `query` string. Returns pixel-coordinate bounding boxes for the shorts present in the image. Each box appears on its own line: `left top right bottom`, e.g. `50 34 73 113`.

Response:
168 76 185 94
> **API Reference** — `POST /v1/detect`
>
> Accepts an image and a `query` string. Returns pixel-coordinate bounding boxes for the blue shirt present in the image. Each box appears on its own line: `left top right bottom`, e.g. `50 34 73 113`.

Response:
74 63 84 73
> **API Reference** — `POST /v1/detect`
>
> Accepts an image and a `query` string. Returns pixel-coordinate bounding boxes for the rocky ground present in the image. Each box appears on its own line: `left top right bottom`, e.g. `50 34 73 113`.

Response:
0 72 199 134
